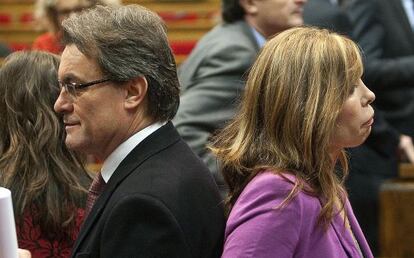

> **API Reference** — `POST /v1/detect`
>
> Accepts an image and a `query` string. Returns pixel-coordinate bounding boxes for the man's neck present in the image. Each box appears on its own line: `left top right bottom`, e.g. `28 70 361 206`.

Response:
96 114 155 161
244 16 269 38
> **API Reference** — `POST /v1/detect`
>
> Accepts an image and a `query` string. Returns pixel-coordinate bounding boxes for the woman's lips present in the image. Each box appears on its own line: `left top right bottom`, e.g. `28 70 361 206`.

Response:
362 117 374 127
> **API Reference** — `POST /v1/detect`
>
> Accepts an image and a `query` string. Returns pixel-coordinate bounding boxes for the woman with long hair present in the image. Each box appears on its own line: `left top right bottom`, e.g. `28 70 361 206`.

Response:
0 51 91 258
212 27 375 257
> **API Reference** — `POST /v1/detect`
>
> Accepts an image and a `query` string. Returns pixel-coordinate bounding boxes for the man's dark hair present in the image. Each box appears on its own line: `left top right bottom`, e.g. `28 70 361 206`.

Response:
222 0 245 23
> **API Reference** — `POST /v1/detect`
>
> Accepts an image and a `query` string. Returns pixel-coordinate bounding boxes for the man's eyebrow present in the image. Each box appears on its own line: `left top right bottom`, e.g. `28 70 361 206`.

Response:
60 73 80 82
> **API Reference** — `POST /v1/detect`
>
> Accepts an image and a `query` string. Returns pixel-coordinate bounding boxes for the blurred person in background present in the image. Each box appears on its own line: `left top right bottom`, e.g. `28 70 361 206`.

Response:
212 27 375 257
174 0 307 196
0 42 11 57
303 0 352 35
32 0 120 54
0 51 91 258
304 1 414 255
344 0 414 254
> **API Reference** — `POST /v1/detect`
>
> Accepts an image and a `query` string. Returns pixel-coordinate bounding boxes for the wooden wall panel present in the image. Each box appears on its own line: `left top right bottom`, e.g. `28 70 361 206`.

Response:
380 177 414 258
0 0 220 63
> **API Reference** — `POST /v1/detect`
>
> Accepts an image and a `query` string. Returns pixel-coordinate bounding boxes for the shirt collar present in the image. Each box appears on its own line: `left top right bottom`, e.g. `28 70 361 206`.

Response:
100 121 166 183
402 0 414 30
250 25 266 48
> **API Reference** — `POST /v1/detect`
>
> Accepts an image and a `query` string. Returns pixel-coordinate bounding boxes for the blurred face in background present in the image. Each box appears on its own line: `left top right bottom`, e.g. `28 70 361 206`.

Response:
241 0 307 38
55 0 94 27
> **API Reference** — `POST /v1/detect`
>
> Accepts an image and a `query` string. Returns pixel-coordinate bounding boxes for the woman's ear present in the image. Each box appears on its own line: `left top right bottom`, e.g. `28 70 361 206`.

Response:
239 0 258 15
124 76 148 110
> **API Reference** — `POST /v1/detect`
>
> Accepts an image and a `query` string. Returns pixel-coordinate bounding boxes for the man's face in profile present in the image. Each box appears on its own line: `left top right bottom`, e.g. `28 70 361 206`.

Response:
54 44 127 159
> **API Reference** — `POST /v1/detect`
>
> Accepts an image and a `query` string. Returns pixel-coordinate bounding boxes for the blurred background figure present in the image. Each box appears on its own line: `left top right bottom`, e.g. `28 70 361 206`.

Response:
304 0 414 254
32 0 120 54
0 51 91 258
303 0 352 35
343 0 414 254
212 27 375 258
0 42 11 57
173 0 307 195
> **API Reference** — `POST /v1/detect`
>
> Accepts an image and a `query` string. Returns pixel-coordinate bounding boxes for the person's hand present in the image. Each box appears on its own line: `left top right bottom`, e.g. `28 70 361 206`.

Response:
18 249 31 258
399 134 414 163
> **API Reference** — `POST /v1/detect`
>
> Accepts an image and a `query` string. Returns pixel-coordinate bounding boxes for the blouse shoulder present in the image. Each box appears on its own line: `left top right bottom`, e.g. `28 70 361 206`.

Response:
240 171 315 202
223 171 322 257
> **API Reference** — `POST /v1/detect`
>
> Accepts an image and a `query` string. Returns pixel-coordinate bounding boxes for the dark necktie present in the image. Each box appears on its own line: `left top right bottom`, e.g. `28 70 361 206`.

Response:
84 172 106 218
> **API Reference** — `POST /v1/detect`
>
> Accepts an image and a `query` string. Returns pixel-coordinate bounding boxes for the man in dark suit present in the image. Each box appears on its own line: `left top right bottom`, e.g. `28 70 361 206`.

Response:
303 0 352 35
349 0 414 136
53 5 225 258
344 0 414 254
173 0 307 195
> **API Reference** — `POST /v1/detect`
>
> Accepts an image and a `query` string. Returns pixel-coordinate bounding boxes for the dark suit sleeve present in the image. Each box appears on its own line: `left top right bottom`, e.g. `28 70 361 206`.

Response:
100 194 191 258
303 0 353 36
366 108 399 157
173 42 255 192
348 0 414 90
347 0 407 152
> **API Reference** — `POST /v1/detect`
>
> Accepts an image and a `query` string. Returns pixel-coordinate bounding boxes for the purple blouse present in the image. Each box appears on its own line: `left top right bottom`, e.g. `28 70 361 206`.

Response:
222 171 373 258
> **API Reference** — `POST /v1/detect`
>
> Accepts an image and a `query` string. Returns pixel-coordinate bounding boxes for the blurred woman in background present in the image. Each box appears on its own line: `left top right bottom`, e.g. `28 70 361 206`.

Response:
0 51 91 258
32 0 120 54
212 27 375 257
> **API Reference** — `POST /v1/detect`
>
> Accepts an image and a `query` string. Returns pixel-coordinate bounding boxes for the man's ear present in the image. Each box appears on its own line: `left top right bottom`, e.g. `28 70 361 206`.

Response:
124 76 148 110
239 0 258 15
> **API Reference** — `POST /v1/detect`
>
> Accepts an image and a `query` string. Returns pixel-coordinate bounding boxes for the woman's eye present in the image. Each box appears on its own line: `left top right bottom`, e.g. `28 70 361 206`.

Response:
349 84 358 95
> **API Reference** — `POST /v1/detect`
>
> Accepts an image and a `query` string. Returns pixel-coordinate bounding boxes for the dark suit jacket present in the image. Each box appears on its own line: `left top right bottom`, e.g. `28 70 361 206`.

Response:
304 0 353 35
349 0 414 137
173 20 260 194
304 0 401 157
305 1 401 254
71 122 225 258
344 0 414 252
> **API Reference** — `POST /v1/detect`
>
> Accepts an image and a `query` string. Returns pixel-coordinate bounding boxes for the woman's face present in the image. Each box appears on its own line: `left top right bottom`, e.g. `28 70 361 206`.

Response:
330 79 375 153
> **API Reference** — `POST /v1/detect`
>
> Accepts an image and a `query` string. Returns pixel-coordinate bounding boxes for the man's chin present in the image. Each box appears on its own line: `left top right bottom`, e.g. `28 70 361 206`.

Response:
65 137 87 153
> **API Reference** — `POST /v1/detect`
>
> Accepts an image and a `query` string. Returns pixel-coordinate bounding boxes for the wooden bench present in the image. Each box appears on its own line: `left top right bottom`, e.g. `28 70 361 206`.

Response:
379 163 414 258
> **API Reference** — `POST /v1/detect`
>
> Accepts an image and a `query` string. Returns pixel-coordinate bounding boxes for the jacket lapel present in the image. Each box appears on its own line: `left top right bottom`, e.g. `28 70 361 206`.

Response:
71 122 181 256
329 199 374 258
238 20 261 52
346 200 374 258
330 208 356 258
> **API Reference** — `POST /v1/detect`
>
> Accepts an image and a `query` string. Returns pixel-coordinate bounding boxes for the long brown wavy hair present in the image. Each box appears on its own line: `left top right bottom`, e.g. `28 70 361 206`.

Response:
0 51 90 238
211 27 364 226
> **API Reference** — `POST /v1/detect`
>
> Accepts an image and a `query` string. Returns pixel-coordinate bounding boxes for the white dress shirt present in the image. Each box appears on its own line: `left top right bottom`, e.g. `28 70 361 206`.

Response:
100 122 166 183
402 0 414 30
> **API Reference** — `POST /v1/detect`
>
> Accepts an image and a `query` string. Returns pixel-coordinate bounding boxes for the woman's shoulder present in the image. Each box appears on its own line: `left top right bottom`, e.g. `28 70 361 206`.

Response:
248 171 295 187
236 171 321 212
224 171 323 257
243 171 305 195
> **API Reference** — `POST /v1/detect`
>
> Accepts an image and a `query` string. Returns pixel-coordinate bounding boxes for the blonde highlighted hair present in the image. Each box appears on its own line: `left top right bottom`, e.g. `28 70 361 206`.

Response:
211 27 363 225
